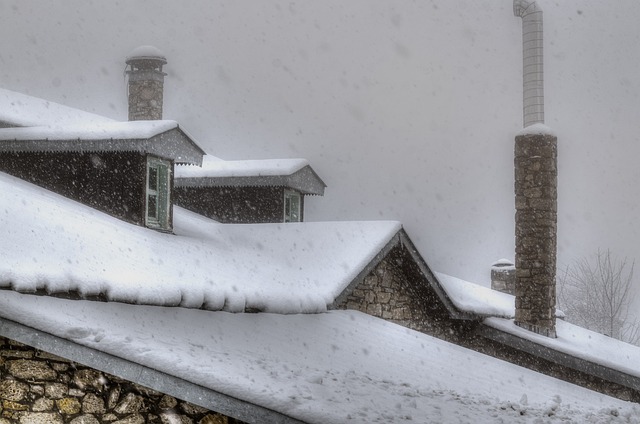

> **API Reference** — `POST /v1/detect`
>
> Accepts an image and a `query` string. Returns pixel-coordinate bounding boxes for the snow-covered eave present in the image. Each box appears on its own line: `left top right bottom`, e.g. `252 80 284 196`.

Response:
175 164 326 195
0 125 204 165
477 318 640 392
0 315 302 424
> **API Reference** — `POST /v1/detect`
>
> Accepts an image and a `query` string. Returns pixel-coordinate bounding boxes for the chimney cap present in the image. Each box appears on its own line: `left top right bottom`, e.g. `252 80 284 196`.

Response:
126 45 167 65
491 258 515 268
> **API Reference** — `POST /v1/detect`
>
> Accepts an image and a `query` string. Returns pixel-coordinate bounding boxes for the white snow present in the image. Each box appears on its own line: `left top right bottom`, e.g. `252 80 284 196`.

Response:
127 45 166 60
0 119 178 141
0 87 114 127
175 155 310 178
0 171 399 313
485 317 640 380
0 291 636 424
436 272 516 318
517 123 557 137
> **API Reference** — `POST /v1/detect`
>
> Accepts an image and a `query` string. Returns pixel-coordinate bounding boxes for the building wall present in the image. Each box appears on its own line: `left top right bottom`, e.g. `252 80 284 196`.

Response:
335 244 640 404
0 152 147 226
0 336 242 424
174 186 303 224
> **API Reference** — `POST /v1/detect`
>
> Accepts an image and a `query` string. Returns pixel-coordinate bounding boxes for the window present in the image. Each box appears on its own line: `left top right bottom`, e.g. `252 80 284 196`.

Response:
146 156 171 230
284 190 301 223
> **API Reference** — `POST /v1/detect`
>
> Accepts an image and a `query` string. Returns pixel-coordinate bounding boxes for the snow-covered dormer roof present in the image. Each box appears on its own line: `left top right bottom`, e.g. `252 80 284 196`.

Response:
0 120 205 165
0 87 114 128
175 155 326 195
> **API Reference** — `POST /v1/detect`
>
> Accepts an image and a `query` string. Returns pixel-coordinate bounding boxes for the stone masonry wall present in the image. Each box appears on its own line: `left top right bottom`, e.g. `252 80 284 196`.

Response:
0 337 241 424
128 79 164 121
514 132 558 337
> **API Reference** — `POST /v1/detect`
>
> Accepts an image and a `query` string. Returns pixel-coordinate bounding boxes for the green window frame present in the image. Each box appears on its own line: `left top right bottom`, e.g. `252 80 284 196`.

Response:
284 189 301 223
145 156 171 230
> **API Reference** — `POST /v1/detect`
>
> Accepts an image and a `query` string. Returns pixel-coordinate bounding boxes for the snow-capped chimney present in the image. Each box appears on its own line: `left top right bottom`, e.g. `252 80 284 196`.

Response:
491 259 516 295
125 46 167 121
513 1 557 338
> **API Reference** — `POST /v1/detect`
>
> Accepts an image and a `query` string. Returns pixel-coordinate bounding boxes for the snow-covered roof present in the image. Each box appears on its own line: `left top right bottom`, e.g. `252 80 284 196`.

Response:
484 317 640 381
175 155 326 195
0 292 636 424
437 272 640 389
0 171 397 312
0 120 204 165
0 87 115 127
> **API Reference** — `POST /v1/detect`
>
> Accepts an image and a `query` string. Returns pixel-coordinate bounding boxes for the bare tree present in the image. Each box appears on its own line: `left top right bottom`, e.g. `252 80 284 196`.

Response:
557 249 640 346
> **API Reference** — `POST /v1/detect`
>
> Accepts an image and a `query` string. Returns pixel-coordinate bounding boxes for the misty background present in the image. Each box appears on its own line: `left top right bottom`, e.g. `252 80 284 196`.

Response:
1 0 639 307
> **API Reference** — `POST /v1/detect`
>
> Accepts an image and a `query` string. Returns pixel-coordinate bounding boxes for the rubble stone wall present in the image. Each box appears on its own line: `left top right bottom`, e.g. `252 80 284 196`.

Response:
514 132 558 337
0 337 240 424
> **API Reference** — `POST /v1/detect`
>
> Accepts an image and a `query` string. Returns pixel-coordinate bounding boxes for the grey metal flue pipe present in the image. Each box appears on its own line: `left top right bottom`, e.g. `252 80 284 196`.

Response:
514 0 544 127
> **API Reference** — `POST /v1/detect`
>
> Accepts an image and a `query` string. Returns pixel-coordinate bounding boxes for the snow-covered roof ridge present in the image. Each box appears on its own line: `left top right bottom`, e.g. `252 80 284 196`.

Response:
0 120 205 165
176 155 310 178
0 170 399 313
175 155 326 195
0 119 178 141
0 87 114 127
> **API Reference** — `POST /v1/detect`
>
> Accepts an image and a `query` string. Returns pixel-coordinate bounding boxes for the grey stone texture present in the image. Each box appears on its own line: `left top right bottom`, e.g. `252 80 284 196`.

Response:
491 260 516 295
514 132 558 337
0 337 242 423
128 79 164 121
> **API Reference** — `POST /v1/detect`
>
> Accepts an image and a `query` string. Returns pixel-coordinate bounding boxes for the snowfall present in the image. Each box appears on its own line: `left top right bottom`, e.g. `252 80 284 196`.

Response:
1 171 640 423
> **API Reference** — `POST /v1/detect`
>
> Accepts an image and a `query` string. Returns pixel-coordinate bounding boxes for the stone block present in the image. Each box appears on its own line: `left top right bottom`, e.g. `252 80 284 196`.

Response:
112 414 145 424
73 370 105 392
32 397 54 412
7 360 56 381
82 393 105 414
18 412 64 424
70 415 100 424
57 397 82 415
199 413 228 424
114 393 144 415
0 380 29 402
45 383 68 399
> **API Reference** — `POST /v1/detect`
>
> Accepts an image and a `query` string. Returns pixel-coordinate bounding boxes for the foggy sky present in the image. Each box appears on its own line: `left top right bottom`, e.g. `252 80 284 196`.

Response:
2 0 640 300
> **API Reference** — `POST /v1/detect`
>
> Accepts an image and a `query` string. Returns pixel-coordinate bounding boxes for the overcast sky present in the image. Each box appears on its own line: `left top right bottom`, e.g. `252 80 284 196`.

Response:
2 1 640 299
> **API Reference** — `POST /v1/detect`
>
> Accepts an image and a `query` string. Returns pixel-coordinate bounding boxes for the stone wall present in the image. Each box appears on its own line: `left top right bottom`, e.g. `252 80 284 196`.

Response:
0 337 241 424
514 132 558 337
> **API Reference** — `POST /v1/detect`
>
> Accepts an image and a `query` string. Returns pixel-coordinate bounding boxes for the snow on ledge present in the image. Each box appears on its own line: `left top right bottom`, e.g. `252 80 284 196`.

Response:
175 155 310 178
516 123 556 137
484 317 640 380
435 272 515 318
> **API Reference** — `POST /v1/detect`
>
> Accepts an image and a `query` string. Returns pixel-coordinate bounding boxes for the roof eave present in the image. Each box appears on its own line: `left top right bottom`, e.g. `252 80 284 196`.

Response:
476 322 640 392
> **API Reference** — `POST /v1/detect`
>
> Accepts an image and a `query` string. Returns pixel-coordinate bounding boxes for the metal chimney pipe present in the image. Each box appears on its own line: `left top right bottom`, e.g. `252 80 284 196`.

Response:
514 0 544 127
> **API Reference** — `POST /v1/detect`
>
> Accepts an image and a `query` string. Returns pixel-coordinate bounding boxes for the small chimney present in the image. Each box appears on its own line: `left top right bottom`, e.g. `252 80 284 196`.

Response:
513 1 557 338
126 45 167 121
491 259 516 295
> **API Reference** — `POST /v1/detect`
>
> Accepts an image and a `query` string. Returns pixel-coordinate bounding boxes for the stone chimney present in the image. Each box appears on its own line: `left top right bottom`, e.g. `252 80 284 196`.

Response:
514 127 557 337
126 45 167 121
513 1 557 338
491 259 516 295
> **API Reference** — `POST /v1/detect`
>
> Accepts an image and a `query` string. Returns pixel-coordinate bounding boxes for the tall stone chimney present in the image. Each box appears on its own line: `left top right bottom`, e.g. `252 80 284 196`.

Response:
126 45 167 121
513 1 557 338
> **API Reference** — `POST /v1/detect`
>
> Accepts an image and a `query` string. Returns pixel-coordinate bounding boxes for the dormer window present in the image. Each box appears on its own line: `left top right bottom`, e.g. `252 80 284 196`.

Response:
146 156 172 231
284 189 301 223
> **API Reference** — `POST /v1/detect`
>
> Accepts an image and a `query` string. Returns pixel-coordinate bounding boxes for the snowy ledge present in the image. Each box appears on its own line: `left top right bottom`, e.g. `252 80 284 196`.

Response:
516 123 556 137
484 317 640 380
